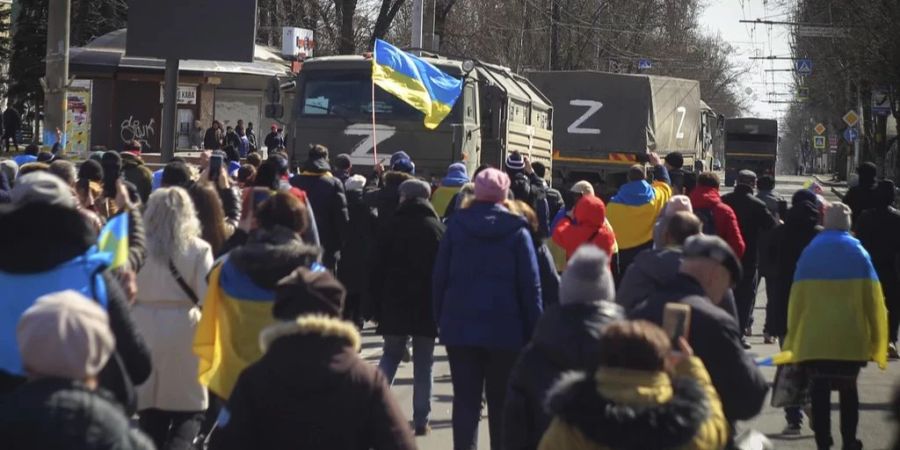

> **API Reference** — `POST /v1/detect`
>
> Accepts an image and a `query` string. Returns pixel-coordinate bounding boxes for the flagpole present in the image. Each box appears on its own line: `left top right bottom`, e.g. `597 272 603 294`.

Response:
371 76 379 166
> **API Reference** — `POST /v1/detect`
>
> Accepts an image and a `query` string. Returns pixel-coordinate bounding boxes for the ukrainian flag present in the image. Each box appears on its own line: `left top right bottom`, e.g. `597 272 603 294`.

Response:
98 213 129 269
194 260 278 399
606 180 671 250
372 39 463 129
778 230 888 369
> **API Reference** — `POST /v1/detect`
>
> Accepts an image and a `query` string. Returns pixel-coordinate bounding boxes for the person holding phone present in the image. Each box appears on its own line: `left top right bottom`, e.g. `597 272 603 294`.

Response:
539 321 728 450
630 235 768 431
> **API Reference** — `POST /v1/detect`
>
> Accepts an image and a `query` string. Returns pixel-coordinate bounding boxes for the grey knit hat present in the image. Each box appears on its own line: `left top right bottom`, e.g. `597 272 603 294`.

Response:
11 171 77 208
399 179 431 201
559 245 615 305
824 202 852 231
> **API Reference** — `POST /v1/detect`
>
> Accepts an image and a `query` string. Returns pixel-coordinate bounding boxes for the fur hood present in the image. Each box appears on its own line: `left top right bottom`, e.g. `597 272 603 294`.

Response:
228 226 319 289
545 369 709 449
383 171 414 188
259 314 361 353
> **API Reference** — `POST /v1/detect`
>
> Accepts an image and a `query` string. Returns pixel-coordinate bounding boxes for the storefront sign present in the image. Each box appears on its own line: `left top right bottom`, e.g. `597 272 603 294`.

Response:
159 85 197 105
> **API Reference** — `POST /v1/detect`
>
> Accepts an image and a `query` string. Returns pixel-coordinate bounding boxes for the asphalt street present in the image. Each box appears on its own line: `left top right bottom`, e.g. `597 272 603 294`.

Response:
360 175 899 449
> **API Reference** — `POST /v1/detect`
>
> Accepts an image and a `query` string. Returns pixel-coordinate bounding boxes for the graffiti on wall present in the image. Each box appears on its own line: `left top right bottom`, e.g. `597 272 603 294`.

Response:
120 115 156 148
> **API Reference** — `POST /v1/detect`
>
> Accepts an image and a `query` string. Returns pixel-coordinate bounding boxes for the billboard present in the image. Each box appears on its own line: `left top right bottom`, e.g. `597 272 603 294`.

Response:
282 28 315 60
126 0 258 62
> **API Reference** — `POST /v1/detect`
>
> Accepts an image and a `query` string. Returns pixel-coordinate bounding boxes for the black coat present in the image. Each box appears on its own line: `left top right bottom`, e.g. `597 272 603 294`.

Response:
857 206 900 303
502 302 623 450
339 188 377 295
371 198 445 337
629 274 768 424
762 202 821 337
0 378 154 450
0 202 152 413
844 179 880 229
365 171 414 232
291 163 350 268
210 317 416 450
721 184 777 267
203 127 222 150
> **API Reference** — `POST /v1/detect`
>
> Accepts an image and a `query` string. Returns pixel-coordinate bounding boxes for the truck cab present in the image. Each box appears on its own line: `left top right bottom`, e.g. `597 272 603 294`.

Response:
288 55 553 180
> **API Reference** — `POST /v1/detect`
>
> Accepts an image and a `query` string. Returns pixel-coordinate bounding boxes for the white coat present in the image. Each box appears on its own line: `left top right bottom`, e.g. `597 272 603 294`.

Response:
133 237 213 411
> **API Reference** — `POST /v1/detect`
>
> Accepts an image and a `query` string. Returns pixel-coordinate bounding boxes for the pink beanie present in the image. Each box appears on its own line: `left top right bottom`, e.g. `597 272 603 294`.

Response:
474 168 510 203
664 195 693 218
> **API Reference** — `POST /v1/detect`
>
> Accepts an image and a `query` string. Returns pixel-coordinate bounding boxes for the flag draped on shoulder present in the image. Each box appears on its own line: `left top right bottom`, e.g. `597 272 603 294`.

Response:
777 230 888 369
98 213 129 269
372 39 463 130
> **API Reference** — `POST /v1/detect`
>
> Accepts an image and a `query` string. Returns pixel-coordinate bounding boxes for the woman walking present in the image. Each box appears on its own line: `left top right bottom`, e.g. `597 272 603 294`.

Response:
133 187 214 450
433 168 543 450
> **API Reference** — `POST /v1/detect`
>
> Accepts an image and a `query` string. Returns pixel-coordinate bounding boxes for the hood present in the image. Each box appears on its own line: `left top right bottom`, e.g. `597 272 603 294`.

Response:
120 152 144 167
228 226 320 289
383 171 413 188
0 203 96 273
689 185 722 209
573 195 606 227
452 202 528 239
786 200 820 231
396 198 439 220
632 248 683 285
301 157 331 174
545 369 708 449
441 163 469 187
611 180 653 206
532 302 623 370
257 315 363 392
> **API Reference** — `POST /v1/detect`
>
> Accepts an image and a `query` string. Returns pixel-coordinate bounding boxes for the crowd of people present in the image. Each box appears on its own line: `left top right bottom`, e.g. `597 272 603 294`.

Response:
0 138 897 450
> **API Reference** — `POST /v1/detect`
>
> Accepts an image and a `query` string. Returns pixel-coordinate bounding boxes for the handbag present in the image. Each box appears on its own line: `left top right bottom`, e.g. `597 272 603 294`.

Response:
169 259 199 306
771 364 810 408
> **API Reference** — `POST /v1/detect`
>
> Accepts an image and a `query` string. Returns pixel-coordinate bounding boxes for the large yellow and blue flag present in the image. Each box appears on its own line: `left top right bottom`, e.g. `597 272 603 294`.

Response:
777 230 888 369
372 39 463 129
98 213 129 269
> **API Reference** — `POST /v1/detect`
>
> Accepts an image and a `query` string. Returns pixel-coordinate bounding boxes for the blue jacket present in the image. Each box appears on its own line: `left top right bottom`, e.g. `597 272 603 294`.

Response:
432 202 543 349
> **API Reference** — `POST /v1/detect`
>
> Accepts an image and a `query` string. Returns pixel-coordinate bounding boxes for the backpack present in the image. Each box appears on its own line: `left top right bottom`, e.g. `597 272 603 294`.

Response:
694 207 717 235
545 187 564 220
510 173 532 202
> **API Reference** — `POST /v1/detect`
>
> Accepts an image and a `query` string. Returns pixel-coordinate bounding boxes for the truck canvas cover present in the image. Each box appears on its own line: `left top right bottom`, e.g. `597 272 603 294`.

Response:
526 71 700 160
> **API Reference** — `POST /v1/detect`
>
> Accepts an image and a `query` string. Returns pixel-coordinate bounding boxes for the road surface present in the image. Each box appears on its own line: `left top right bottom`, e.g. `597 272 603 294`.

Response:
362 175 897 449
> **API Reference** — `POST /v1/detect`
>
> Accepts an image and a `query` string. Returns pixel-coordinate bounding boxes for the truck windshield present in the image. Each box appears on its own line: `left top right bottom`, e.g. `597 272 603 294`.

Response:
300 71 429 120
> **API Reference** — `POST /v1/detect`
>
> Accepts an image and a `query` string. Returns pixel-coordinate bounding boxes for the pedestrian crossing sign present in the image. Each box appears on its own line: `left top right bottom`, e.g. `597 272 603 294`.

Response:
813 135 826 149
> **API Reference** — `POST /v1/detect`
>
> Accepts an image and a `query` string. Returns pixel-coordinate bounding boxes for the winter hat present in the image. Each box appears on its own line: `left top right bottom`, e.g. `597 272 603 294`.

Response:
505 152 526 172
17 291 115 380
101 151 122 170
333 153 352 171
570 181 594 195
474 168 510 203
683 234 743 285
11 171 76 208
77 159 103 183
161 161 193 188
399 179 431 200
344 174 367 192
389 151 411 168
737 170 757 185
0 159 19 183
824 202 852 231
792 188 817 207
273 267 347 320
663 195 693 218
391 157 416 174
36 152 55 163
442 163 469 187
559 245 615 305
664 152 684 169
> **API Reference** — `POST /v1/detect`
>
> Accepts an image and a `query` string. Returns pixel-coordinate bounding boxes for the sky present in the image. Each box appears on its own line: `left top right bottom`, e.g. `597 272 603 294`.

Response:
700 0 794 119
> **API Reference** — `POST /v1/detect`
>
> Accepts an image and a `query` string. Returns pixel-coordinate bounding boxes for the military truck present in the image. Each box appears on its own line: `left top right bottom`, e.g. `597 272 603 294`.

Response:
287 55 553 179
526 71 704 190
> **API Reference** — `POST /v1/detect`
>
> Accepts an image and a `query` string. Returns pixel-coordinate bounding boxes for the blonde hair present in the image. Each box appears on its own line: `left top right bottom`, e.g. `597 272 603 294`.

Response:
144 187 201 261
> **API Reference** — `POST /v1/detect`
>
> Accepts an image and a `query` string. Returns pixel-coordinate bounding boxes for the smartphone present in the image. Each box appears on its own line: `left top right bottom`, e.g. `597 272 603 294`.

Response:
102 162 120 198
662 303 692 345
209 155 223 182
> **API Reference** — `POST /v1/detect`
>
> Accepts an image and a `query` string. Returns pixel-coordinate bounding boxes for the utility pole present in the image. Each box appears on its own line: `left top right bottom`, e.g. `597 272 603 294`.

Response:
160 59 179 162
411 0 423 53
42 0 70 152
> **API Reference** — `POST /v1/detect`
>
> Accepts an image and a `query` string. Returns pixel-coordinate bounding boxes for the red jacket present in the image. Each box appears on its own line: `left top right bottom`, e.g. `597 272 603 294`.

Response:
689 186 746 258
552 195 617 259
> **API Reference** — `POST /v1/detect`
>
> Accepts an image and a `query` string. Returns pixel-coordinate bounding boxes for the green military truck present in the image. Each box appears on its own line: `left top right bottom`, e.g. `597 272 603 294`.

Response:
287 55 553 179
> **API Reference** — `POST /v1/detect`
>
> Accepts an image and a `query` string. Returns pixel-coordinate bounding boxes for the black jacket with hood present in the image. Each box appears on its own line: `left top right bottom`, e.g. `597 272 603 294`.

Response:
0 378 154 450
721 184 777 267
762 199 822 337
338 187 376 297
291 157 349 268
365 171 414 232
370 198 445 337
629 273 768 424
502 301 623 450
0 202 152 412
209 315 416 450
